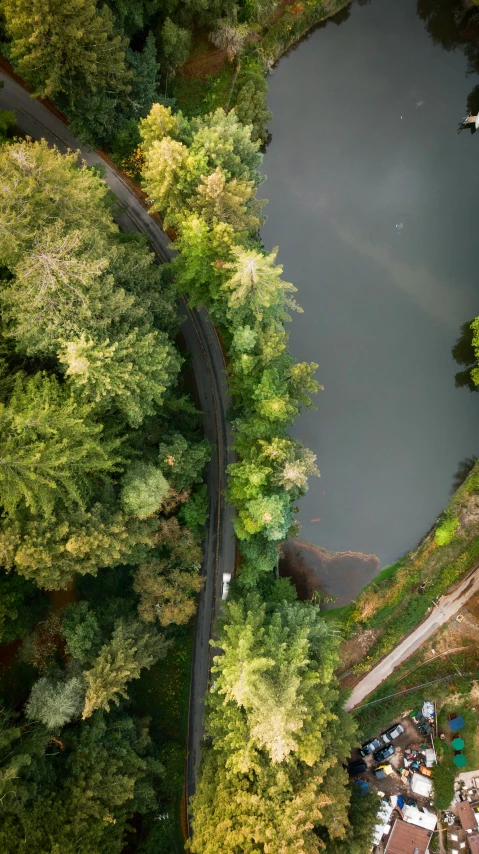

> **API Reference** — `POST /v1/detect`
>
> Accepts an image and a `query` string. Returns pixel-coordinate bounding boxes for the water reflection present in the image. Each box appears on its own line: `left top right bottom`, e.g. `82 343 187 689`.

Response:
452 320 477 392
451 455 478 494
416 0 472 50
417 0 479 109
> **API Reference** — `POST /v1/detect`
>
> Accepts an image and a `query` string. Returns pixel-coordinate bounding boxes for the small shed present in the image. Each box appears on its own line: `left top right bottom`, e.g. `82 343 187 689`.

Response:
449 716 466 733
411 771 433 798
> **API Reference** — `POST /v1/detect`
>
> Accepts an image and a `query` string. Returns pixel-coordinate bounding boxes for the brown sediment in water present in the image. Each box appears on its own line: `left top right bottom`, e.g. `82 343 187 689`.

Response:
280 539 380 607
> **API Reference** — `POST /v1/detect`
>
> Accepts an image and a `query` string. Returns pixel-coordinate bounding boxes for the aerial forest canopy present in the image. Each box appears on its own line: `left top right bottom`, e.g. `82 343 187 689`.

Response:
140 103 320 584
138 101 379 852
0 138 210 852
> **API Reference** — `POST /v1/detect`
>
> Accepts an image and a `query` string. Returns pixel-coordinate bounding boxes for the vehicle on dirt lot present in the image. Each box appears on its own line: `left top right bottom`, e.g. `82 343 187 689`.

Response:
347 760 367 775
359 738 382 757
373 744 396 763
381 723 405 744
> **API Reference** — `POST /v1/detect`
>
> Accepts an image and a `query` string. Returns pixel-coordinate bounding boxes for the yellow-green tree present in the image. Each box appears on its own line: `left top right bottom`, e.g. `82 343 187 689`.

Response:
188 591 358 853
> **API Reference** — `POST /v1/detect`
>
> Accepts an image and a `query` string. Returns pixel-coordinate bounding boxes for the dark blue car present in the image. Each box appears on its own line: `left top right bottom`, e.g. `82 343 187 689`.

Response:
373 744 395 763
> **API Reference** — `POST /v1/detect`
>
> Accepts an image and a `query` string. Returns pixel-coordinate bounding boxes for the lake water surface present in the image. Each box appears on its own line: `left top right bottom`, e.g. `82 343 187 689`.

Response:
260 0 479 604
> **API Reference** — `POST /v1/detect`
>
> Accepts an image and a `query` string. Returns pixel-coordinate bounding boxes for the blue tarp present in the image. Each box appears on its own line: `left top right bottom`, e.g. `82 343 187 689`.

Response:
355 779 370 793
397 796 404 809
448 716 466 732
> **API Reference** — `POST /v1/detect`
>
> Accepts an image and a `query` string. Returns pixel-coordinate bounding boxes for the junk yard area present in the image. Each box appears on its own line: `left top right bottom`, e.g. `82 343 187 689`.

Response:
351 698 479 853
349 708 436 801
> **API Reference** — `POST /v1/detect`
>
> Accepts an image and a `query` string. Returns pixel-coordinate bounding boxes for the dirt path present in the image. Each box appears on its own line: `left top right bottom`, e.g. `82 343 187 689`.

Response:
345 564 479 710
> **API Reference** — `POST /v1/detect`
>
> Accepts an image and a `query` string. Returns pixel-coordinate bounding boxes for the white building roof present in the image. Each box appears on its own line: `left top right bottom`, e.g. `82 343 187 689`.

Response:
402 804 437 831
372 801 394 845
411 772 433 798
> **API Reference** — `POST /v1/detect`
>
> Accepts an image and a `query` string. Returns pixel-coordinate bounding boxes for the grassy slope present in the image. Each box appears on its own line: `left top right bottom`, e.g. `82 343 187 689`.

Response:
325 462 479 674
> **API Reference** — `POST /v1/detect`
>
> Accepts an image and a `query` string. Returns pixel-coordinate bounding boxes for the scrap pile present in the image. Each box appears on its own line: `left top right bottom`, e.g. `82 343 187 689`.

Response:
411 701 436 736
399 744 436 789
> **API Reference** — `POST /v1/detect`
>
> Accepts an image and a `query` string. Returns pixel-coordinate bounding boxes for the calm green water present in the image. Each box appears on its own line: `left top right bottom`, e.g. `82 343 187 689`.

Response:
260 0 479 603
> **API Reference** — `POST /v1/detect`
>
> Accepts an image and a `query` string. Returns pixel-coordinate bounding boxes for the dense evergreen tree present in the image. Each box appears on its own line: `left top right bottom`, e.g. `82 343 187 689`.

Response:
3 0 128 99
141 105 263 229
25 674 86 729
62 601 102 663
158 432 211 491
82 620 168 717
161 17 192 76
0 372 120 517
317 784 380 854
0 710 163 853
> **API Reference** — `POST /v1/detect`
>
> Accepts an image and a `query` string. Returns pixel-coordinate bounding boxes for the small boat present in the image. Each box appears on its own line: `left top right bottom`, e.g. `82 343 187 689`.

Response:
461 113 479 130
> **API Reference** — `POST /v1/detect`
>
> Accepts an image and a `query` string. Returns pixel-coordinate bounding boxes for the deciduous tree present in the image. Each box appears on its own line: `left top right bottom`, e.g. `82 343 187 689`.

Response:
0 501 158 588
121 462 169 519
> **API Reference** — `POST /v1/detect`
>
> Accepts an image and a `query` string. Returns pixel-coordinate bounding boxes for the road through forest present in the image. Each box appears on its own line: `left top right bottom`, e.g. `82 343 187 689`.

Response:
0 70 236 832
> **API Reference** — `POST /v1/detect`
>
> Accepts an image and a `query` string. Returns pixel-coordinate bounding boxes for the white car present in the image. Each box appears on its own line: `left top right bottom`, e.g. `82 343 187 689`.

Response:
381 723 405 744
222 572 232 600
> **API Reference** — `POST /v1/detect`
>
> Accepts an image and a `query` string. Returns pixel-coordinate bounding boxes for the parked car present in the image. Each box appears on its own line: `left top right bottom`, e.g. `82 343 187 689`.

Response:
347 760 367 776
381 723 405 744
359 738 382 757
373 744 396 763
222 573 232 600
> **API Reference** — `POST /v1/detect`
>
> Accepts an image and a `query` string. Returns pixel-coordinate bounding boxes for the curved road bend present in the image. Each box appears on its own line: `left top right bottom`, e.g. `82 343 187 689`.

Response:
345 563 479 711
0 71 236 823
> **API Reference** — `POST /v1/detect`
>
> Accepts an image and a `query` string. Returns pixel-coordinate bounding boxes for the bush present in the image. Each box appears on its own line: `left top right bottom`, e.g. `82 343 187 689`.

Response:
435 516 460 546
432 762 455 810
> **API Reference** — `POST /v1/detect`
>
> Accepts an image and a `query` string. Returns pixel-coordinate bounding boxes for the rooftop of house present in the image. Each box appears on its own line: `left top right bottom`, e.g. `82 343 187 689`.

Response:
384 817 432 854
457 801 479 834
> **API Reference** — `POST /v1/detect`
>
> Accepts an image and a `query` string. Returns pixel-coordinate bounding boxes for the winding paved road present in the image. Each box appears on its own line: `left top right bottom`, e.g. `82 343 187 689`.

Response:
0 70 235 830
345 564 479 710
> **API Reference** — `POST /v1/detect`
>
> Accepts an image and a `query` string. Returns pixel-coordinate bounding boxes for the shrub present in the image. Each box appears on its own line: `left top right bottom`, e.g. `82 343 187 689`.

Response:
435 516 460 546
432 762 455 810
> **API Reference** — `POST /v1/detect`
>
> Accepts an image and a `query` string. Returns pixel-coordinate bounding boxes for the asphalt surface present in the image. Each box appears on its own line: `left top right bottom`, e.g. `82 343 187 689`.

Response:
0 71 236 829
345 564 479 710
